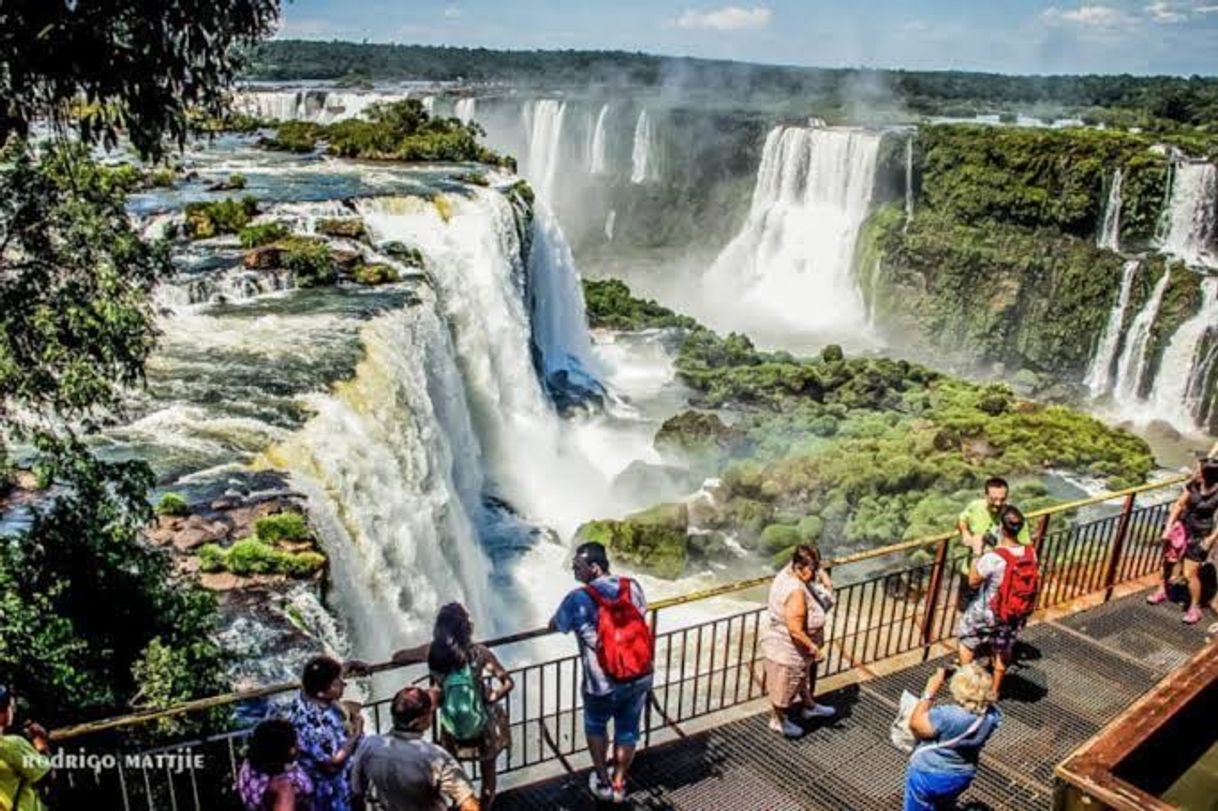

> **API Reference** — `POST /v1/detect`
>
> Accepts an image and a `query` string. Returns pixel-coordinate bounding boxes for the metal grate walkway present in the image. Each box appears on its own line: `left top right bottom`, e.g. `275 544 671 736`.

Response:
496 591 1212 810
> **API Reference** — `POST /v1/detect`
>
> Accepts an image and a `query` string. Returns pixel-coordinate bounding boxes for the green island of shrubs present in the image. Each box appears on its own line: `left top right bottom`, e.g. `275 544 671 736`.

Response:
197 512 325 578
183 196 259 239
261 100 514 169
576 280 1154 579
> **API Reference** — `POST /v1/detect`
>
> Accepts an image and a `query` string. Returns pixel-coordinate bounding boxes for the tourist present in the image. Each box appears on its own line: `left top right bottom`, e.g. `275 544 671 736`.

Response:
237 719 314 811
428 602 514 809
549 542 654 803
957 505 1039 697
761 544 837 738
903 664 1002 811
286 656 364 811
0 685 51 811
1150 459 1218 624
957 477 1032 555
350 686 479 811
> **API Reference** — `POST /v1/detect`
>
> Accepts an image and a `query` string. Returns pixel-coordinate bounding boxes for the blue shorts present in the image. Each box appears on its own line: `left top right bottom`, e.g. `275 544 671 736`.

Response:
904 765 974 811
583 676 653 747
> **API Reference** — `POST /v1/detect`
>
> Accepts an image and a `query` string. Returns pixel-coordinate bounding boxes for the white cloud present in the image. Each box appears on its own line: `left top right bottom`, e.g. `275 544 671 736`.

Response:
443 6 463 19
1145 1 1188 21
1194 3 1218 12
674 5 773 31
1040 4 1134 26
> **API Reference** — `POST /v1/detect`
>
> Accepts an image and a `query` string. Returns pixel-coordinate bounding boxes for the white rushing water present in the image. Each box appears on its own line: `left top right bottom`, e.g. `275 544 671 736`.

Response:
1098 168 1123 252
701 126 882 339
454 97 476 124
630 108 655 184
589 104 610 175
1113 268 1172 405
1150 277 1218 428
1086 260 1140 398
234 90 405 124
1159 161 1218 268
523 99 567 201
422 96 436 115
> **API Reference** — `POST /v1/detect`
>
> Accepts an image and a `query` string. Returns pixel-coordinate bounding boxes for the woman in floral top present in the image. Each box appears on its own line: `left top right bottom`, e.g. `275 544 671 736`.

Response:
237 719 313 811
286 656 364 811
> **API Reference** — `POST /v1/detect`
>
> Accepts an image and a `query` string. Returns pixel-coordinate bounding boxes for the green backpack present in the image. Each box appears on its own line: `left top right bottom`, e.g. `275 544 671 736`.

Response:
439 663 489 741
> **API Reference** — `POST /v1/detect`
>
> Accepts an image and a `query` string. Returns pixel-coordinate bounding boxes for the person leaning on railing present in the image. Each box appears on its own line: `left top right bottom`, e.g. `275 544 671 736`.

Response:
761 544 837 738
0 685 51 811
1149 457 1218 625
286 657 365 811
903 664 1002 811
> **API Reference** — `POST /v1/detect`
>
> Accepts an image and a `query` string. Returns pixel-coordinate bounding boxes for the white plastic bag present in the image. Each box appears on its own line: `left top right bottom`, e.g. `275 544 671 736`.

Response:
890 690 919 753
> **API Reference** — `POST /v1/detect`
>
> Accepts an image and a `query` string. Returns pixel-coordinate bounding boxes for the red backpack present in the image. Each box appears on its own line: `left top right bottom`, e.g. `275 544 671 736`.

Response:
584 578 654 681
990 546 1040 624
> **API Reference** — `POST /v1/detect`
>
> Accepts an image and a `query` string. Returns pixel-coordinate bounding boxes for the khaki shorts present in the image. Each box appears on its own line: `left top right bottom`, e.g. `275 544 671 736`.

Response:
764 659 808 708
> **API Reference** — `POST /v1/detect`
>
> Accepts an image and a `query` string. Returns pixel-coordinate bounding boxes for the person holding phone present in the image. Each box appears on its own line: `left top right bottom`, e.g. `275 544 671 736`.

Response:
903 664 1002 811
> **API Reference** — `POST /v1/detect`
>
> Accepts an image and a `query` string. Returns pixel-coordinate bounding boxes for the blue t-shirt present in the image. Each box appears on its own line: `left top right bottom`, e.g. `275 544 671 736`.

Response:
911 705 1002 777
551 575 648 697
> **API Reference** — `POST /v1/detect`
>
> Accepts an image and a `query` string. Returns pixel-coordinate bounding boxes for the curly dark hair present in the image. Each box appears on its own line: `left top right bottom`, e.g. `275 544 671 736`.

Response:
247 719 297 776
427 602 473 676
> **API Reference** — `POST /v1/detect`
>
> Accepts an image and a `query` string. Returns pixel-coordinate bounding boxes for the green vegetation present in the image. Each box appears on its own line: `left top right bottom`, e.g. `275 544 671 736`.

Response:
315 217 368 241
239 221 290 248
380 241 425 268
197 538 325 578
353 263 400 286
155 493 190 517
183 195 259 239
578 281 1153 577
253 512 310 543
582 278 702 331
262 100 514 168
277 236 337 287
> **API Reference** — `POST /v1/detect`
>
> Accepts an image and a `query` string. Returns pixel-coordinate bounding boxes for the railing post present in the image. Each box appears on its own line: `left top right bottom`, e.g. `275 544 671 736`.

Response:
920 537 951 660
644 607 659 749
1103 493 1137 602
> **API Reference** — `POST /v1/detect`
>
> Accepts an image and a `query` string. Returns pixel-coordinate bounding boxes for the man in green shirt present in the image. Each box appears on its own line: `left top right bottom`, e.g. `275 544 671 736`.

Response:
0 686 50 811
958 477 1032 555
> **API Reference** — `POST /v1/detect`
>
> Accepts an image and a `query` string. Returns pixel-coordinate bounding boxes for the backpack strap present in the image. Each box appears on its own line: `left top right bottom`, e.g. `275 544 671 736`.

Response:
915 710 989 759
583 583 608 607
616 577 636 606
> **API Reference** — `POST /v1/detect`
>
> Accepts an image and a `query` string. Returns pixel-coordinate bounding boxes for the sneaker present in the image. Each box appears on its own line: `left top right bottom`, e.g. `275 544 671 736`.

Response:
799 703 837 721
1147 588 1168 605
768 716 803 738
588 771 613 801
1183 607 1202 625
611 778 627 803
1207 622 1218 637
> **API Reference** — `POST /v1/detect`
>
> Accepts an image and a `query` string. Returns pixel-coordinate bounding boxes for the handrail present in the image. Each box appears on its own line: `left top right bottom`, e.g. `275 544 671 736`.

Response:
48 473 1187 742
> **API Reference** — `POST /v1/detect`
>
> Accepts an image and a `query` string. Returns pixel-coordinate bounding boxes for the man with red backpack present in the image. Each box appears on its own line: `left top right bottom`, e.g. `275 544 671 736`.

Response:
957 505 1039 699
549 542 654 804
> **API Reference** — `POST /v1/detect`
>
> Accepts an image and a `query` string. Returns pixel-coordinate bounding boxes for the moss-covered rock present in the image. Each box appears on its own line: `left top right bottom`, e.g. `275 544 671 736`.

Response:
379 241 425 268
315 217 368 241
655 411 753 457
576 502 690 579
240 221 290 249
183 196 259 240
352 263 400 286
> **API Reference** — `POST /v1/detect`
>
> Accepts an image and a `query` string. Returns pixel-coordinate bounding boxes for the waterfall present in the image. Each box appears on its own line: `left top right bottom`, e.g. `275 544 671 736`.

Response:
354 190 611 536
265 302 495 657
605 210 617 242
523 99 567 201
589 104 610 175
233 90 404 124
421 96 436 115
702 126 882 335
903 135 914 232
1150 277 1218 429
630 109 655 184
527 202 606 407
454 98 476 124
1113 268 1171 404
1098 168 1123 252
1159 161 1218 268
1085 259 1139 398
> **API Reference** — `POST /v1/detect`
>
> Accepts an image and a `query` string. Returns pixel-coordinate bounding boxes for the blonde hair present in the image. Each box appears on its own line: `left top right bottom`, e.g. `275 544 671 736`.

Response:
949 663 993 714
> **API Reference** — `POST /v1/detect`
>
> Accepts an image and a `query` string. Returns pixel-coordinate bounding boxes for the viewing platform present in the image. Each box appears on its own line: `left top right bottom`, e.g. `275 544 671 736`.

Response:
42 477 1218 810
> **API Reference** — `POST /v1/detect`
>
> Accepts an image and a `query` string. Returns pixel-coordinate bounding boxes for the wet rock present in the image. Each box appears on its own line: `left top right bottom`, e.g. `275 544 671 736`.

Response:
655 411 753 457
244 245 283 270
1146 420 1183 442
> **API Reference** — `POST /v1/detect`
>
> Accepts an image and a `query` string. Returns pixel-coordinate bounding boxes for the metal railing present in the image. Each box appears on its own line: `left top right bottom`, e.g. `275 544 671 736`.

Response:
43 476 1185 810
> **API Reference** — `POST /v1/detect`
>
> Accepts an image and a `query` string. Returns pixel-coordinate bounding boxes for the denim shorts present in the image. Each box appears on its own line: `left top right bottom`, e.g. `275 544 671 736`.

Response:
583 675 653 746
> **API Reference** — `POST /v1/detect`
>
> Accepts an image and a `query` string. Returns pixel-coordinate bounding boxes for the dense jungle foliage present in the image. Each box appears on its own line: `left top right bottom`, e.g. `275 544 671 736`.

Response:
578 280 1153 578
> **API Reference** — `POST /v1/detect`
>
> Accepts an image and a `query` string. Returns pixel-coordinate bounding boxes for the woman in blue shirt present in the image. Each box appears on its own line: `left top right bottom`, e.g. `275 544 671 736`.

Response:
904 663 1002 811
286 656 364 811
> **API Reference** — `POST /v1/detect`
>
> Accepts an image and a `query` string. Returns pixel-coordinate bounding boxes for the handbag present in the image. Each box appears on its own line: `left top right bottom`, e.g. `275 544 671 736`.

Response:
1164 521 1188 563
890 690 920 752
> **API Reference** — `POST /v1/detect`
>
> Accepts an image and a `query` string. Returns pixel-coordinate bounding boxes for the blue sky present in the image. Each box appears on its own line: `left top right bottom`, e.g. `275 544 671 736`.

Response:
277 1 1218 75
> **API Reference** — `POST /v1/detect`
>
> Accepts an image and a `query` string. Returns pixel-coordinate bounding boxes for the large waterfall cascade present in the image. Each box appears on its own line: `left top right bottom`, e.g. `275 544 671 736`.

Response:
523 99 567 201
234 89 406 124
1151 277 1218 428
1098 168 1124 252
701 126 882 338
630 108 656 184
1112 268 1172 406
454 98 477 124
1159 160 1218 269
1085 259 1140 398
589 104 610 175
